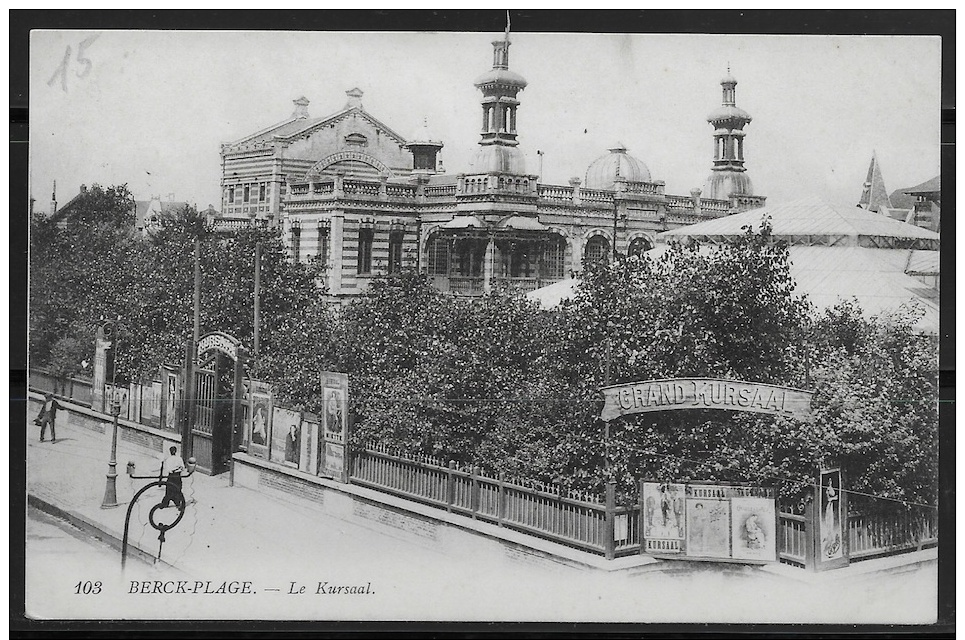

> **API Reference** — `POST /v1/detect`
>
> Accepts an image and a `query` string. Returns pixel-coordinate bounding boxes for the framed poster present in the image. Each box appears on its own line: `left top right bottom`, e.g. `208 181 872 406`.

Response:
161 367 179 432
247 382 272 459
816 467 849 570
685 498 731 559
320 371 350 482
300 413 318 474
730 496 777 562
271 407 301 467
141 379 161 427
104 383 130 419
641 482 685 554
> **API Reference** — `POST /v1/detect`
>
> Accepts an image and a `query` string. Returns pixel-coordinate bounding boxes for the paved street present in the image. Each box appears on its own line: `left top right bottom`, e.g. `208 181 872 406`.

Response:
23 400 939 624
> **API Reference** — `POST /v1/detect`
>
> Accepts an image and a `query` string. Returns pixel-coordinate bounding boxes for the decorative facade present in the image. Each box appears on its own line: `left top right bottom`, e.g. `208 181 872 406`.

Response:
217 32 766 300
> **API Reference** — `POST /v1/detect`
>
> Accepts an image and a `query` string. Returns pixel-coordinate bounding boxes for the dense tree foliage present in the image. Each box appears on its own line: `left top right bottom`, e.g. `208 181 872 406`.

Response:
29 193 938 508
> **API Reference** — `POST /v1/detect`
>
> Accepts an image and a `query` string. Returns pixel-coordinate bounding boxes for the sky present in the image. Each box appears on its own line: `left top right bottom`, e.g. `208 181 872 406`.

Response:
29 28 941 213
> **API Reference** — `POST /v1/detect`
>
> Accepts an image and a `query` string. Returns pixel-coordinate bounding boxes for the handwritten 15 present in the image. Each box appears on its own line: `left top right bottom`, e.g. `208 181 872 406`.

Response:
48 34 99 93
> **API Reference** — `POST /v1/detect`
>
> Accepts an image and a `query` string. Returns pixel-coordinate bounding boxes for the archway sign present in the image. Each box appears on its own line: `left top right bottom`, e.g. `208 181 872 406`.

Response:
600 378 813 422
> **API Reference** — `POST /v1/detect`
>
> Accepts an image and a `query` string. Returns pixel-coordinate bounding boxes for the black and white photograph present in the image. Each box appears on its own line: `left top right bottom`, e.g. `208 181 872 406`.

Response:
16 10 949 630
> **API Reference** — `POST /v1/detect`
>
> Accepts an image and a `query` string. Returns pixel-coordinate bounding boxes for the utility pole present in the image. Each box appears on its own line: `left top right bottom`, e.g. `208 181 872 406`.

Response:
193 236 201 347
254 241 262 358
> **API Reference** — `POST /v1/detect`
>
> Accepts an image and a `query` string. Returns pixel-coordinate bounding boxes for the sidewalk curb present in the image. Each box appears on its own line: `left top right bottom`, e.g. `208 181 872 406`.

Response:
27 493 175 571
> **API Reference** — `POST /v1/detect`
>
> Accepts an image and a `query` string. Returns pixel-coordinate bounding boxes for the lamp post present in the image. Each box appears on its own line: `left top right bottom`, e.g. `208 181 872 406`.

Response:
101 319 123 509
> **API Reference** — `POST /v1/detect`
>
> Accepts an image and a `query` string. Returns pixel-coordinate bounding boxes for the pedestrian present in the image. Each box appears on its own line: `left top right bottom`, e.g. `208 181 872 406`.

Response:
159 445 186 509
35 392 60 443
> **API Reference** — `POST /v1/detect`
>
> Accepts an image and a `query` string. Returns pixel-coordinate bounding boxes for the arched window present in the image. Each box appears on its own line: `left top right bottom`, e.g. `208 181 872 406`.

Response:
584 235 610 266
628 236 653 258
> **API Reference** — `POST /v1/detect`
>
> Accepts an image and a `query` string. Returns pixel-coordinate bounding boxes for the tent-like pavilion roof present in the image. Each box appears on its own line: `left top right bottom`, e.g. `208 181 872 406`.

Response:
657 197 939 247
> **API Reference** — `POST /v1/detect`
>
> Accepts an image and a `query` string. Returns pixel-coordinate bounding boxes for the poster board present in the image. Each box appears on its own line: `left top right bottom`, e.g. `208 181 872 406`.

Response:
141 379 161 427
730 496 777 561
246 381 272 459
814 467 849 571
271 407 302 468
160 366 179 432
641 482 686 554
643 481 778 563
300 413 319 475
319 371 350 482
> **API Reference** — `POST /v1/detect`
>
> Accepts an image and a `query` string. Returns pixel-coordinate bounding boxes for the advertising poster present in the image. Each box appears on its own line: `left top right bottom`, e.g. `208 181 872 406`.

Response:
686 498 731 559
161 369 179 431
300 414 318 475
247 383 272 459
819 468 844 561
141 380 161 427
320 371 349 443
730 496 776 562
323 441 345 478
271 407 301 467
104 383 130 420
642 482 685 554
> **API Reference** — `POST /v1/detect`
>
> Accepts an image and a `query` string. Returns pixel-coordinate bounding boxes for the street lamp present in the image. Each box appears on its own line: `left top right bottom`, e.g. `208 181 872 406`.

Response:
100 318 123 509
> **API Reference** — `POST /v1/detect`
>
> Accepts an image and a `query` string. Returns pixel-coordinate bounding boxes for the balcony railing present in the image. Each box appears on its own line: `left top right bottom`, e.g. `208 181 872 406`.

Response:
447 276 484 296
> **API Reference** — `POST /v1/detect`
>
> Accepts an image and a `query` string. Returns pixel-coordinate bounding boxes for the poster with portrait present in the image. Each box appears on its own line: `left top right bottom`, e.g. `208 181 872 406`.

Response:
247 382 272 459
320 371 348 442
161 367 179 432
271 407 302 467
685 498 731 559
300 413 318 475
642 482 686 554
730 496 777 562
818 468 846 565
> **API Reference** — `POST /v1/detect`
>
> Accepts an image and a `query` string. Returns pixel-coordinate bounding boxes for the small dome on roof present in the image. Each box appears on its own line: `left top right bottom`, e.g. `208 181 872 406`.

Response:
469 145 526 174
407 118 443 148
584 144 652 190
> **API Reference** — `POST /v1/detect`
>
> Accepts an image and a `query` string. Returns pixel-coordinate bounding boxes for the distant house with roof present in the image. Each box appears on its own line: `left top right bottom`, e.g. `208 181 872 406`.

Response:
857 154 940 235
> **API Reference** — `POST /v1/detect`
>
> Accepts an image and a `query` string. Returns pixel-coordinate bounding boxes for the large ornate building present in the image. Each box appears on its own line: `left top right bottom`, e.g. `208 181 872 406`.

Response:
217 31 765 300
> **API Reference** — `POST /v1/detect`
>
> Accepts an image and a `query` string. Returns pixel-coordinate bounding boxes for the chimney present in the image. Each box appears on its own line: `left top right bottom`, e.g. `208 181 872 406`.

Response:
291 96 310 119
344 88 364 109
80 184 87 193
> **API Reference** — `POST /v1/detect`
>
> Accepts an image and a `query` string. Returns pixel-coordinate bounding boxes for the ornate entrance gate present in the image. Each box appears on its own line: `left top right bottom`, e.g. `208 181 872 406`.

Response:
184 332 247 475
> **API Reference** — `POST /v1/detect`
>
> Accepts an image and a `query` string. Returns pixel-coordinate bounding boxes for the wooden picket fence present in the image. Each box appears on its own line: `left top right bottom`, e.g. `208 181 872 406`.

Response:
350 443 641 558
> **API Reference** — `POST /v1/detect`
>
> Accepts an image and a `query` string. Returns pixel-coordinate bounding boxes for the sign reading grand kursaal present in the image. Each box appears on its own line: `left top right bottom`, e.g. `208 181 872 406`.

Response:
600 378 814 422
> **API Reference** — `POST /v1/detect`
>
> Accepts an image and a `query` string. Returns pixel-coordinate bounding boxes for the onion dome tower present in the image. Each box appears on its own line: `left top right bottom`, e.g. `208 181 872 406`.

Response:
405 118 444 174
469 23 528 174
584 143 652 190
703 67 755 201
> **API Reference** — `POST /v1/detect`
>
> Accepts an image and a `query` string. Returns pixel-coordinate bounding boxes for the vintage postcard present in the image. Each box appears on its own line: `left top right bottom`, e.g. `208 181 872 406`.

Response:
20 12 946 629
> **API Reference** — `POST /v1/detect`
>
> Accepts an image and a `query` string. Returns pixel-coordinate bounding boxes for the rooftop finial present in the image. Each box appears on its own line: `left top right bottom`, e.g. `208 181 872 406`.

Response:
505 10 511 42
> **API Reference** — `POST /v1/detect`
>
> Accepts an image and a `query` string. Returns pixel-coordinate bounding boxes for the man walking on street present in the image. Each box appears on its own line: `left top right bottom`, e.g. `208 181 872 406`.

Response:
36 392 60 443
159 446 186 509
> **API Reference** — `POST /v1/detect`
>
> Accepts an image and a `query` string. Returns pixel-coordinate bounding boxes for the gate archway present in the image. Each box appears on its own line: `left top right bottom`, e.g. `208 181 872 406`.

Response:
186 331 248 475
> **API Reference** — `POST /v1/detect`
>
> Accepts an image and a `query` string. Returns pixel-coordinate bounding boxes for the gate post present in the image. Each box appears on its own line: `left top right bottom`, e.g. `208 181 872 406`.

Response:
497 472 506 527
181 341 195 460
470 466 481 519
804 499 816 571
604 481 616 560
446 460 456 513
638 478 647 555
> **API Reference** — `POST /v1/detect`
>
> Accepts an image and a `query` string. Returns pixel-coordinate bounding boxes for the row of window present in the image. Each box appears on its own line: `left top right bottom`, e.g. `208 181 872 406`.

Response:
291 227 404 275
227 182 269 206
425 235 654 277
292 229 654 278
